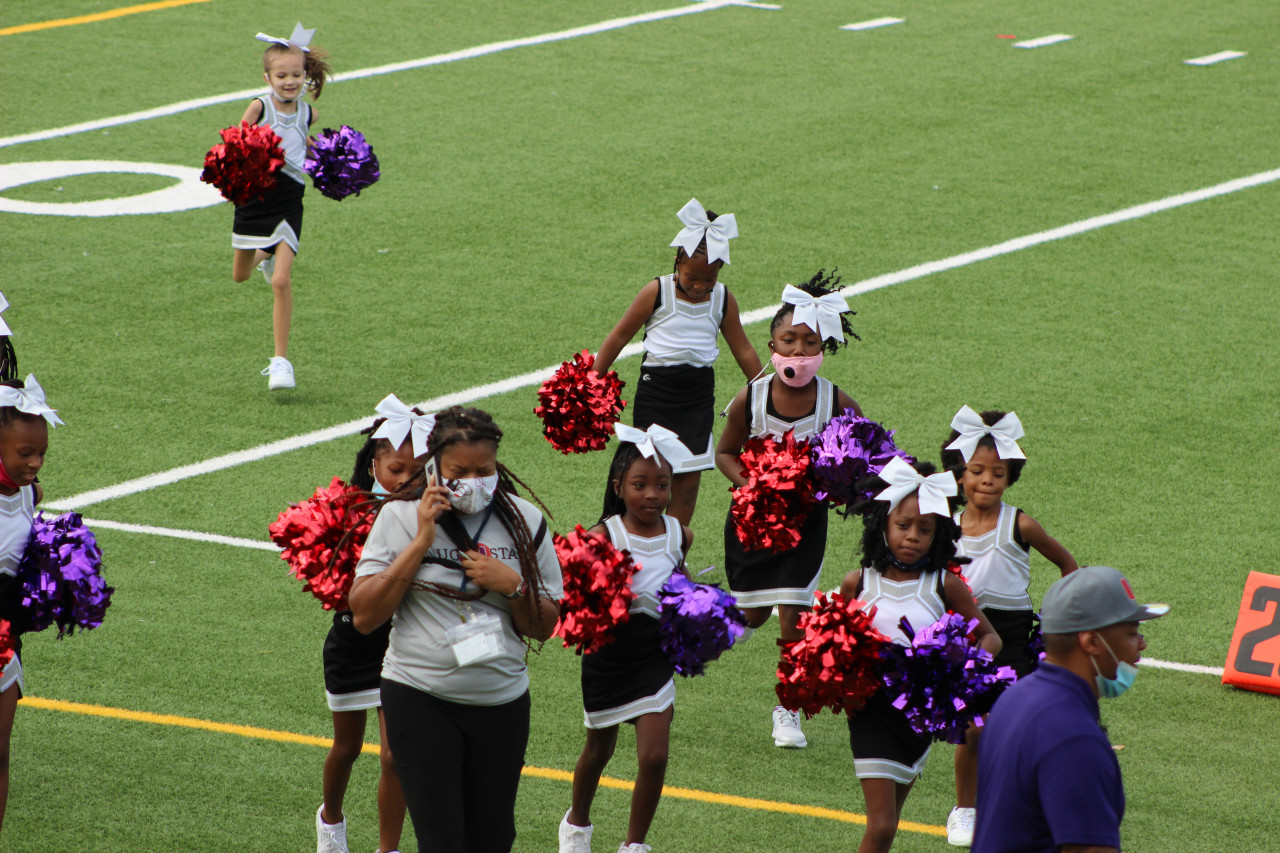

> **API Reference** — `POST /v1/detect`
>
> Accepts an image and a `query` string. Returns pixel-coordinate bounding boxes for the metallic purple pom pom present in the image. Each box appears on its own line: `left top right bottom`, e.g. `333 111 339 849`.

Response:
658 572 746 677
304 125 381 201
17 511 112 637
810 410 914 506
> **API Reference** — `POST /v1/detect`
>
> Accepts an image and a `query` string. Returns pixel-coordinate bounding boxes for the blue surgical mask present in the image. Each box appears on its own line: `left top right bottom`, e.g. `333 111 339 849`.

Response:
371 479 390 496
1091 635 1138 699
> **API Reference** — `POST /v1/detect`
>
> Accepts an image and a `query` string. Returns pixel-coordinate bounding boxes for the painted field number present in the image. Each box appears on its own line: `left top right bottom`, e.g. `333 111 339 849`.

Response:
1223 572 1280 695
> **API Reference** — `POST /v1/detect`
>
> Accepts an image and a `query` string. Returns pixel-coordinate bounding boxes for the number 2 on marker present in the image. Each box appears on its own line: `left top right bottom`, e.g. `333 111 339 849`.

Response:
1233 587 1280 678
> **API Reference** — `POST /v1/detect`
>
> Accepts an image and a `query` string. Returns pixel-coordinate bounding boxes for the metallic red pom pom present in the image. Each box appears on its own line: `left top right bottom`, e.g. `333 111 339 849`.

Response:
776 591 889 718
201 121 286 206
553 526 638 654
535 351 627 454
269 477 376 611
730 430 818 552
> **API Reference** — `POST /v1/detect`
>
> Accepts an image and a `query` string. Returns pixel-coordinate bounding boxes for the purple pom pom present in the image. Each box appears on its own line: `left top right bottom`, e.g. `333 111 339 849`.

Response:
658 571 747 677
810 410 915 506
304 125 381 201
879 613 1017 744
17 511 112 637
1027 610 1046 671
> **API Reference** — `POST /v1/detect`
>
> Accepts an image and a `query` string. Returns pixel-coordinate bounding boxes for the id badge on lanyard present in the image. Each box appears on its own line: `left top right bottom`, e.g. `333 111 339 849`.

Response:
446 601 505 667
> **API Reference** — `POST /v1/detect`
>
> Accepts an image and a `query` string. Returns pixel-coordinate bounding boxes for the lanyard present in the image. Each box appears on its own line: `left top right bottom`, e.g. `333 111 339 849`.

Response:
458 503 496 592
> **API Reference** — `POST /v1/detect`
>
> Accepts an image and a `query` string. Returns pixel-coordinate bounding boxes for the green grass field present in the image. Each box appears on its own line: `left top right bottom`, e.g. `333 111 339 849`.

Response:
2 0 1279 850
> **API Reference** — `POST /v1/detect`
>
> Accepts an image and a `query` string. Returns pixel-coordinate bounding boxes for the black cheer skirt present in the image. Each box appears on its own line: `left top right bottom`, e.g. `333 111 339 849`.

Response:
581 614 676 729
632 364 715 473
724 503 829 609
232 176 304 253
323 609 392 712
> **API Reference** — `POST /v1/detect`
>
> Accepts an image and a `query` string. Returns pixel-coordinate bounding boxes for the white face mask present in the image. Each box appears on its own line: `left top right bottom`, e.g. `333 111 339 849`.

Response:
447 474 500 515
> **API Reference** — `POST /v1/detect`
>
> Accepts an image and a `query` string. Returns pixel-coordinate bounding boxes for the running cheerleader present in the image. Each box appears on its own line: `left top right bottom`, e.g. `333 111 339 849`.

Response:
592 199 762 524
938 406 1077 847
228 22 331 390
716 271 860 748
559 424 695 853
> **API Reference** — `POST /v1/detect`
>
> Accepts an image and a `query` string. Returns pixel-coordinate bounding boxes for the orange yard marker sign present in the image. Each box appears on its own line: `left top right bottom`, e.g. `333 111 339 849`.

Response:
1223 572 1280 695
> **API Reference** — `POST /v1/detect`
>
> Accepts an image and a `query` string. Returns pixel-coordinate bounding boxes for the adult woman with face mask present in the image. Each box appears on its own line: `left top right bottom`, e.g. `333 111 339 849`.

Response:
349 406 563 853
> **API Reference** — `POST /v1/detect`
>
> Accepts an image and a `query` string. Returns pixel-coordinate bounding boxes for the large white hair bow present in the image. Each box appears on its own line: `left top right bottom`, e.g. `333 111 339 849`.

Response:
256 21 316 52
669 198 738 265
0 293 10 336
780 284 851 342
613 423 694 468
371 394 435 458
874 456 956 517
945 405 1025 462
0 374 63 427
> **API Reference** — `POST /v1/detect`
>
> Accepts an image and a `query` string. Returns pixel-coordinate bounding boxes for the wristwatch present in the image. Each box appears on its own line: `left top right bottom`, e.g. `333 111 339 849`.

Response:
503 578 529 600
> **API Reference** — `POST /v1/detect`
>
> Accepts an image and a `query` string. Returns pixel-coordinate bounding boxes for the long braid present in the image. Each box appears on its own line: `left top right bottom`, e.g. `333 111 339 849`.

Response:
0 338 16 384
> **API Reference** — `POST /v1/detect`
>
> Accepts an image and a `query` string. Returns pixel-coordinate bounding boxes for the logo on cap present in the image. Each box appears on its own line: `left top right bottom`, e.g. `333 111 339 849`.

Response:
1121 578 1136 600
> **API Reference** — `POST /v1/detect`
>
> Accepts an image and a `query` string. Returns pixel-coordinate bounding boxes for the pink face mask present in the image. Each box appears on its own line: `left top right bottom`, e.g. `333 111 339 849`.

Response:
770 352 823 387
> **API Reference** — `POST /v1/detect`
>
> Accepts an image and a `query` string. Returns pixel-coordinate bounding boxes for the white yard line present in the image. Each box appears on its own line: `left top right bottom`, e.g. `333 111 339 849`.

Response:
0 0 741 150
1014 34 1074 49
46 164 1280 511
1139 658 1224 677
1184 50 1246 67
841 18 905 32
84 518 279 552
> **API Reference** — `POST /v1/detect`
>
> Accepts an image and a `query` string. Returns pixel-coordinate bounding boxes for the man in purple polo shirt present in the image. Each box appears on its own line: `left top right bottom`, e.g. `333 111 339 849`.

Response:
972 566 1169 853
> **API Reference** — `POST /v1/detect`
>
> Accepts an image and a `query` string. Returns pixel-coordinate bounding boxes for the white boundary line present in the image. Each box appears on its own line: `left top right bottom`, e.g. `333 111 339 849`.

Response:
1140 658 1224 677
0 0 739 150
46 164 1280 511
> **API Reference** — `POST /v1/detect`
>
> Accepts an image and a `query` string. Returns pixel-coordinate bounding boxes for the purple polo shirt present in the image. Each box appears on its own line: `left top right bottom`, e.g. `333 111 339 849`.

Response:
973 662 1124 853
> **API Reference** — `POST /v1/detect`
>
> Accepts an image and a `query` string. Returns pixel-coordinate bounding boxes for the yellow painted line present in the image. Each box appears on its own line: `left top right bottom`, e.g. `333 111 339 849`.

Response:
20 695 946 838
0 0 214 37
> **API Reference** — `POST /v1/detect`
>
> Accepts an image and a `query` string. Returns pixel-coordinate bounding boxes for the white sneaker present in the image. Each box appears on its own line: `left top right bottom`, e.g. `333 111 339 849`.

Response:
771 705 807 748
559 809 593 853
618 844 652 853
262 356 295 390
316 804 349 853
946 806 976 847
258 253 275 284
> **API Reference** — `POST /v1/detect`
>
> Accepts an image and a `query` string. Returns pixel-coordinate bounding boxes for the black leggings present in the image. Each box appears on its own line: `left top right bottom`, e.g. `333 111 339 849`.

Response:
381 679 531 853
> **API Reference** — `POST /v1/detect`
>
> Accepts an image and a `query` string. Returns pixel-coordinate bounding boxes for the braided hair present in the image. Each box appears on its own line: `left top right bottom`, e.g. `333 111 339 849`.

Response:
939 409 1026 488
0 337 16 384
393 407 551 643
261 43 332 99
672 207 722 274
850 460 967 572
770 269 860 354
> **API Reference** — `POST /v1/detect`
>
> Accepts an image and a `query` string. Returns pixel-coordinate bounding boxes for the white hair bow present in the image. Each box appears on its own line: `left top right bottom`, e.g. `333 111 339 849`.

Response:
0 374 63 427
669 198 738 265
613 423 694 468
0 293 10 337
780 284 850 342
945 405 1025 462
874 456 956 517
371 394 434 458
255 21 316 52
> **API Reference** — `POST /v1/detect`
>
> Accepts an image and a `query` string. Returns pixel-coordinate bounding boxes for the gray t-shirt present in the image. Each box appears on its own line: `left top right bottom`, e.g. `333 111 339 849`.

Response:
354 496 564 706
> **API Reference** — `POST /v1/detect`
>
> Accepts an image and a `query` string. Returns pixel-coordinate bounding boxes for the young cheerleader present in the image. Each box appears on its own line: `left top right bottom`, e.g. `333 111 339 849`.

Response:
348 406 562 853
715 270 860 748
229 22 331 391
0 371 61 838
559 424 695 853
314 397 429 853
592 198 762 525
938 406 1077 847
839 458 1000 853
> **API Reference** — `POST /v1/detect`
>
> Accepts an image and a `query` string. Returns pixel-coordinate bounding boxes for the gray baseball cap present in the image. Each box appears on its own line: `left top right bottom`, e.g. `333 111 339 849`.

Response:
1040 565 1170 633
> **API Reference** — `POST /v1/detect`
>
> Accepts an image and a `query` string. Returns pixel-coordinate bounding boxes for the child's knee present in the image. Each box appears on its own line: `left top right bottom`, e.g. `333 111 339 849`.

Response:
636 741 669 775
743 606 771 628
329 737 362 765
379 743 397 777
862 813 899 850
582 735 616 767
232 268 251 283
271 274 292 294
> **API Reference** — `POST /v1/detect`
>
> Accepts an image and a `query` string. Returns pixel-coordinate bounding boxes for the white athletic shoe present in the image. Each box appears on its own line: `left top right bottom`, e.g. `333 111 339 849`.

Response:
618 844 652 853
559 809 593 853
315 804 349 853
946 806 976 847
262 356 295 390
258 253 275 284
771 705 807 748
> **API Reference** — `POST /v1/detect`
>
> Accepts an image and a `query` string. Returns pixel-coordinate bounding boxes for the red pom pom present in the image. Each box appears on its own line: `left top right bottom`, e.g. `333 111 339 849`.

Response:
0 619 15 669
776 591 889 718
553 526 638 654
269 477 376 611
729 430 818 552
200 121 286 205
534 351 627 454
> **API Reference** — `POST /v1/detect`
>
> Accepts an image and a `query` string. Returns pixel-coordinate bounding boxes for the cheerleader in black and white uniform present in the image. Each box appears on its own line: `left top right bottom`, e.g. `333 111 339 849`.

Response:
716 271 861 749
839 458 999 853
591 199 762 524
559 425 694 853
228 23 332 391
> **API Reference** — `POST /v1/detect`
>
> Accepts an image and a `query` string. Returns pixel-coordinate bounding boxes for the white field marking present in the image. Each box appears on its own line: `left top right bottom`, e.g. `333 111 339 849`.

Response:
733 2 782 9
1139 657 1225 677
1014 34 1074 49
1185 50 1246 67
841 18 905 32
83 518 280 552
45 164 1280 510
0 160 222 216
0 0 740 151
